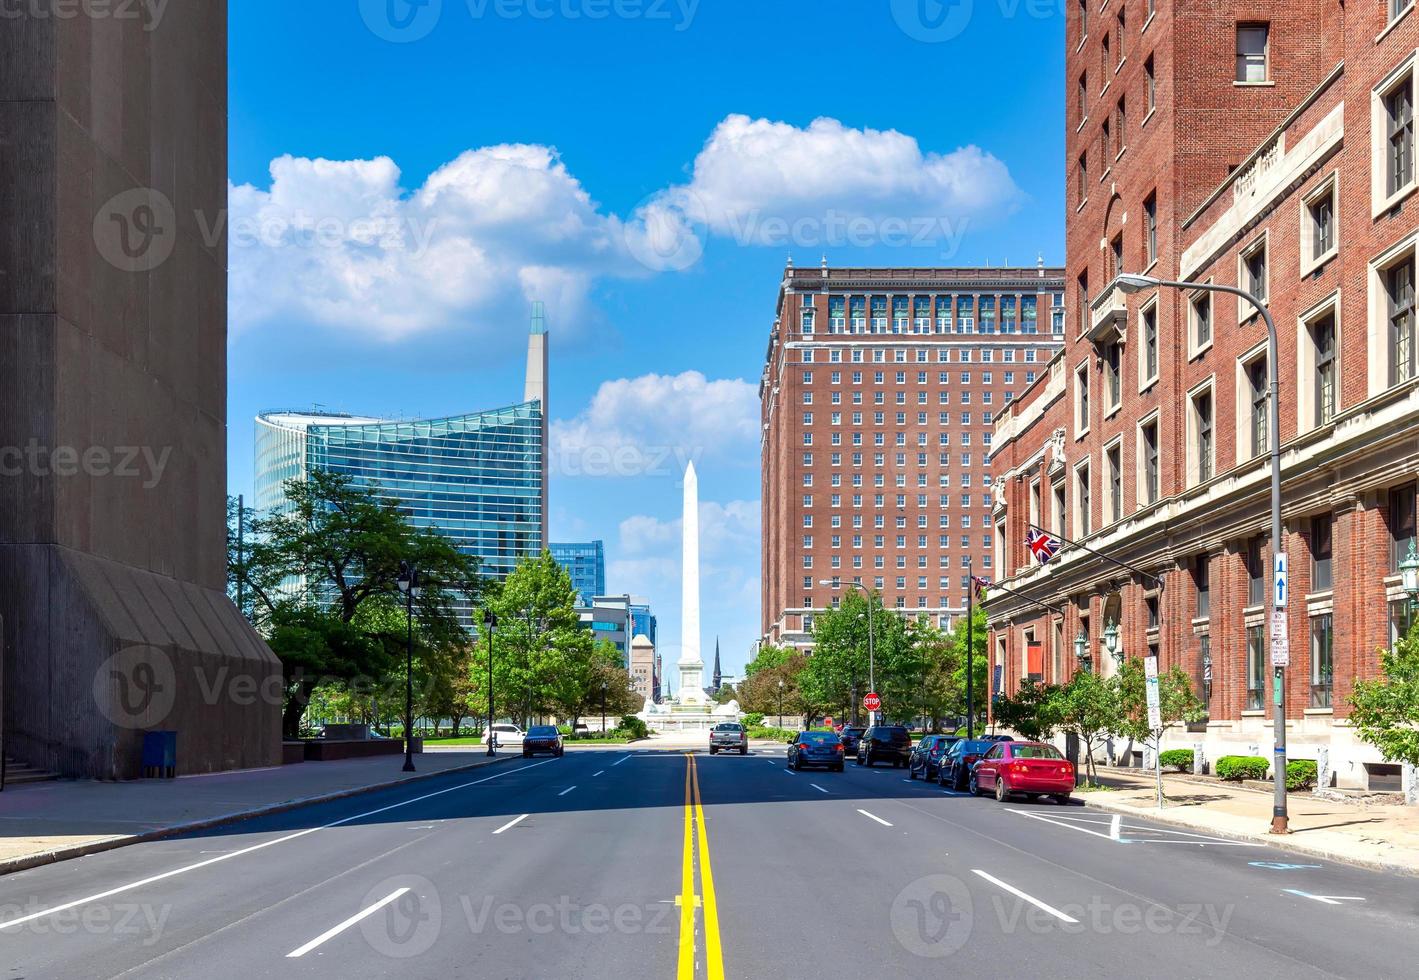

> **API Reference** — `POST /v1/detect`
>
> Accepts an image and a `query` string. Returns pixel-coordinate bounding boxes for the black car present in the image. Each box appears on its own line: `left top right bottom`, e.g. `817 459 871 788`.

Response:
837 726 866 754
522 725 564 758
908 734 960 781
938 738 995 790
855 725 913 768
787 731 845 771
982 734 1016 743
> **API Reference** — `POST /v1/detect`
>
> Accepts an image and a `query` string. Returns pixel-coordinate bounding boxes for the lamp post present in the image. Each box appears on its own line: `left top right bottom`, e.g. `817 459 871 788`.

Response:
601 680 608 735
483 610 497 757
778 678 785 728
1103 618 1122 668
396 561 421 773
1401 541 1419 610
1074 628 1092 673
823 580 875 724
1115 271 1288 833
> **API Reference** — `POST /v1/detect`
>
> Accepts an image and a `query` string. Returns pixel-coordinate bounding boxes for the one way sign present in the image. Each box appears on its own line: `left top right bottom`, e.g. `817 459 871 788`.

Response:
1274 553 1288 608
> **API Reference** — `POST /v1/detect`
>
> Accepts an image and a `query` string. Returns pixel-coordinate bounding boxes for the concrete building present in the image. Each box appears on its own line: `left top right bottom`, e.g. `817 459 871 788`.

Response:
987 0 1419 791
0 3 282 778
551 541 606 606
628 634 661 703
760 262 1066 648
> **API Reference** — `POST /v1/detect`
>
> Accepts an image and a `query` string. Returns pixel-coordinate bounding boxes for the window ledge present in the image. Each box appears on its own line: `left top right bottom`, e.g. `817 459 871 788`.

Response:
1141 10 1155 33
1377 4 1414 43
1191 616 1210 629
1115 146 1128 164
1304 707 1335 716
1307 589 1335 602
1100 167 1111 183
1138 374 1159 394
1077 116 1089 133
1104 403 1123 420
1116 56 1128 75
1102 80 1111 98
1372 181 1418 220
1189 338 1214 361
1234 80 1276 87
1077 198 1089 213
1077 34 1089 55
1300 248 1338 278
1241 709 1267 718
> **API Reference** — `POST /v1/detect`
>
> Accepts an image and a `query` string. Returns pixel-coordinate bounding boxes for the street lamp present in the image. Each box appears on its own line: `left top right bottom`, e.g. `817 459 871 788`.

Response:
1074 628 1092 672
778 678 785 727
1103 618 1121 667
821 579 875 724
1401 541 1419 607
601 680 608 736
396 561 422 773
483 609 497 757
1115 271 1289 834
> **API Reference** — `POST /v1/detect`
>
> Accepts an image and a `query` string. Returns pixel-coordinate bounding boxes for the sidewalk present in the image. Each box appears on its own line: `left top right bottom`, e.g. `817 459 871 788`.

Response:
0 750 511 875
1082 768 1419 875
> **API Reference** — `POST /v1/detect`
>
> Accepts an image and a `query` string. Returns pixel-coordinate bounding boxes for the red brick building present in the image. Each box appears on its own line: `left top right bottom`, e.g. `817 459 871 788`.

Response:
987 0 1419 790
760 262 1065 648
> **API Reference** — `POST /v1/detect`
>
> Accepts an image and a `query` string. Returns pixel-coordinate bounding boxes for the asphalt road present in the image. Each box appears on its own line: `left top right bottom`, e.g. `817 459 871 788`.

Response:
1 745 1417 979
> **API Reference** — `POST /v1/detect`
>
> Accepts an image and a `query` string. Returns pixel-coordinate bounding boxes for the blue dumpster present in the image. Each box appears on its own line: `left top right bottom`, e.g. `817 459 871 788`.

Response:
142 731 177 778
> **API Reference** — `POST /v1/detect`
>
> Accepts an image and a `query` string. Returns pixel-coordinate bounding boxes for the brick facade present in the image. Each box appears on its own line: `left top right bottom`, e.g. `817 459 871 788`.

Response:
988 0 1419 789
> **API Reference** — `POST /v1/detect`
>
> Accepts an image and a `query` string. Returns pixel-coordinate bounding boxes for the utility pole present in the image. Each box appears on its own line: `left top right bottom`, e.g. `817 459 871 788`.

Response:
966 556 975 739
484 610 497 757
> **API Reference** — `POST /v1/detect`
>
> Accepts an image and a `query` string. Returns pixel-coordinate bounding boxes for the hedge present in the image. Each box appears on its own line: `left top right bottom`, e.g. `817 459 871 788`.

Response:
742 713 764 727
1286 759 1319 791
746 725 795 742
1158 749 1195 773
619 716 648 740
1215 755 1269 781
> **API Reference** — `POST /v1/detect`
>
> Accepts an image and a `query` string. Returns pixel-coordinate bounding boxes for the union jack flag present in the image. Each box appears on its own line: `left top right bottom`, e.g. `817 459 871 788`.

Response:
971 575 992 602
1026 528 1060 565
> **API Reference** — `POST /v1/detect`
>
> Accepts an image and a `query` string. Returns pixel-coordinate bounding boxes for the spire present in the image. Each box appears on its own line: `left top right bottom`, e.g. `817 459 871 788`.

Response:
712 638 722 691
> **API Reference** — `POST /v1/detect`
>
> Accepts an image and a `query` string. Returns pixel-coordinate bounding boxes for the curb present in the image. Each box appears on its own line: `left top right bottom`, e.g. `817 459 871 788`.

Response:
1079 793 1419 878
0 754 518 878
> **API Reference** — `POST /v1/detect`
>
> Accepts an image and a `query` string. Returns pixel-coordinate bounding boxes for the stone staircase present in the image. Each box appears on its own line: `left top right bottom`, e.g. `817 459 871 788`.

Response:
3 755 59 787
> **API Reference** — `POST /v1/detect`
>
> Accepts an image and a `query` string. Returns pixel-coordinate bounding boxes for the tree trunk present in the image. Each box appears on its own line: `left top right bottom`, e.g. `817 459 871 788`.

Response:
282 678 316 740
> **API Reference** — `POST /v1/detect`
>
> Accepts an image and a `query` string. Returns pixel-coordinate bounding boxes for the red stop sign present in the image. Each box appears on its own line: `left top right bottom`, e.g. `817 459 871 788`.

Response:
824 715 834 728
863 692 882 712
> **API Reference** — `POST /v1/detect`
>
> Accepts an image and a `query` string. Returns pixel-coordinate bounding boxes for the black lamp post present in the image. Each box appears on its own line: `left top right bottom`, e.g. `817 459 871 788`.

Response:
777 678 784 727
601 680 607 735
396 561 421 772
484 609 497 757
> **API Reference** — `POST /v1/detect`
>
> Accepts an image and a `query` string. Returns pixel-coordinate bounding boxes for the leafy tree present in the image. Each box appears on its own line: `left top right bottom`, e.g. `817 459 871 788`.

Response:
1055 669 1118 786
745 645 795 677
1351 622 1419 768
738 651 812 718
1114 657 1205 746
947 606 990 729
993 680 1064 742
804 590 916 723
712 683 739 705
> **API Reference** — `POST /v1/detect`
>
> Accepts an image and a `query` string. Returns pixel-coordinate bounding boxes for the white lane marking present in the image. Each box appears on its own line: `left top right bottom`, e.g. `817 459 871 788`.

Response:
782 768 797 775
810 784 829 794
0 758 558 932
493 814 529 835
592 770 606 777
1283 889 1365 906
971 870 1079 923
1005 808 1259 847
857 809 893 827
558 785 577 797
1110 814 1122 841
286 888 410 958
612 755 631 767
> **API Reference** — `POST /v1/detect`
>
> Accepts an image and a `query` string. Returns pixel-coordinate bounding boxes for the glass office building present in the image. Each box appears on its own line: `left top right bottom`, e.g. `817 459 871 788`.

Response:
551 541 606 605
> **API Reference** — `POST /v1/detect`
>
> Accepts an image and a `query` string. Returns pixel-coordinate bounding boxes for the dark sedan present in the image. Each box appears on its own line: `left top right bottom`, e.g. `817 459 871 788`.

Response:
938 738 996 791
522 725 564 758
787 731 846 771
908 734 960 781
837 726 866 754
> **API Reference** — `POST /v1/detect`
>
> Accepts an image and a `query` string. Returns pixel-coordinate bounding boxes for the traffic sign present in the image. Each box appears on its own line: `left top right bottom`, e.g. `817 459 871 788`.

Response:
824 715 834 729
1270 609 1290 668
863 692 882 712
1273 553 1288 608
1145 655 1162 731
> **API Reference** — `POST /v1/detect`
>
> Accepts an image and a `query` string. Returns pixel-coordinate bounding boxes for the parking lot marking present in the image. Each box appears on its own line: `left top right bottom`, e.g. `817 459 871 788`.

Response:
810 784 830 794
558 785 577 797
286 888 410 958
1110 814 1122 840
593 770 605 777
493 814 529 835
1284 889 1365 906
972 870 1079 924
857 809 893 827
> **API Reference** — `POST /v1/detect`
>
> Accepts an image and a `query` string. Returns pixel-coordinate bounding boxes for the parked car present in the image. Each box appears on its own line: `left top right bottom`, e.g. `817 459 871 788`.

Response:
855 725 913 768
908 734 960 781
709 722 748 755
982 734 1016 743
787 731 845 771
837 726 866 755
938 738 996 791
522 725 564 758
488 723 524 748
970 741 1075 804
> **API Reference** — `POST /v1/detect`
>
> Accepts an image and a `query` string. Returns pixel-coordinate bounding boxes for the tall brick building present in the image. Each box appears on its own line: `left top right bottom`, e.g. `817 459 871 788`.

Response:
987 0 1418 790
760 262 1066 648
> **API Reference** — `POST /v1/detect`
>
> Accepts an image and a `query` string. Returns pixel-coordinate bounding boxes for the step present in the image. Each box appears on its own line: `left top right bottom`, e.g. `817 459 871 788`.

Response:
3 756 58 786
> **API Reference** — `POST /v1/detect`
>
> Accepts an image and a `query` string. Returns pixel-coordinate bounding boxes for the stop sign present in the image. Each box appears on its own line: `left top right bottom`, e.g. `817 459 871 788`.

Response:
863 692 882 712
824 715 834 728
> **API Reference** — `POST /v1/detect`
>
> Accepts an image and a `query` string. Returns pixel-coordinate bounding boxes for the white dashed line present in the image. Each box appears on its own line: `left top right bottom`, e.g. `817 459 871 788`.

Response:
558 785 577 796
810 784 829 794
971 870 1079 923
286 888 411 958
493 814 529 835
857 809 893 827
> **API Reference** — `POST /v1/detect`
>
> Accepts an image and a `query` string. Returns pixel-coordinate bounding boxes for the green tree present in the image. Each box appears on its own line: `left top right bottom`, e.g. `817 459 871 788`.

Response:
745 645 795 677
907 620 961 732
739 651 812 719
1350 622 1419 768
1114 657 1205 746
1055 669 1119 786
804 590 914 723
993 680 1064 742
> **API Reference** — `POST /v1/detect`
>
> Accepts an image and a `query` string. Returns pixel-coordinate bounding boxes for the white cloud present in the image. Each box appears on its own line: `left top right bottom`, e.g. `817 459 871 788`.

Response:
550 372 758 479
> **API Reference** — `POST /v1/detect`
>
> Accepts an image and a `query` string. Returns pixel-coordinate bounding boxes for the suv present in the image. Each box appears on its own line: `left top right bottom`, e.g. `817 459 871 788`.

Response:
837 726 866 755
855 725 912 768
709 722 748 755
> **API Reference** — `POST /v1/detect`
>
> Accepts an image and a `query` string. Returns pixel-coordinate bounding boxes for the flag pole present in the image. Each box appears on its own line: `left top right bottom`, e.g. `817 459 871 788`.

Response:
1026 522 1164 589
966 555 974 739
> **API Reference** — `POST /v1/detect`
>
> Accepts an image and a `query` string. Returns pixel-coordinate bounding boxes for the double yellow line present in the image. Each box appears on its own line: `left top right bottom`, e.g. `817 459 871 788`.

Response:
678 753 724 980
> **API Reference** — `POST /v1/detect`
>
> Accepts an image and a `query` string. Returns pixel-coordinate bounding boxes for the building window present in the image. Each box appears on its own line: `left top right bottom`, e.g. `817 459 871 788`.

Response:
1145 55 1156 114
1191 387 1214 484
1312 311 1337 426
1075 362 1090 433
1140 303 1158 384
1392 597 1416 644
1392 0 1411 22
1198 633 1212 719
1076 462 1092 536
1115 6 1126 64
1052 483 1066 538
1247 354 1269 459
1106 443 1123 524
1191 290 1212 352
1115 97 1126 154
1140 418 1159 505
1235 24 1269 83
1240 237 1268 312
1311 513 1333 592
1103 341 1122 410
1303 181 1336 270
1076 270 1089 335
1246 625 1266 711
1310 614 1333 709
1247 536 1265 607
1389 255 1416 386
1386 74 1415 198
1143 193 1157 266
1078 72 1088 122
1108 233 1123 279
1390 484 1417 572
1194 555 1210 620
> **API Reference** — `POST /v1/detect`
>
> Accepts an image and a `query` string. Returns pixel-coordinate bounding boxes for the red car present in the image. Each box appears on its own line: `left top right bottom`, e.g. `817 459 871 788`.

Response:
970 741 1075 805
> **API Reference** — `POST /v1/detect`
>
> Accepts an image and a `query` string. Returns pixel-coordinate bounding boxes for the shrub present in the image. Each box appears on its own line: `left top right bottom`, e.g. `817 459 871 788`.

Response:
742 712 765 727
1159 749 1195 773
618 715 648 740
1215 755 1269 781
556 724 573 735
746 725 795 742
1286 759 1319 791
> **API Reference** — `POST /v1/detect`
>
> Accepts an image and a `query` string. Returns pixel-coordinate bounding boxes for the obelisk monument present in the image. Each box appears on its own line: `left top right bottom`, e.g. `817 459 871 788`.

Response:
678 462 707 703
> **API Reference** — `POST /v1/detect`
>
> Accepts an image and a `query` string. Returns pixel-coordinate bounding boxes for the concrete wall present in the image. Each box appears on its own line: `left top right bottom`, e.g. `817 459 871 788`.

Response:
0 1 281 777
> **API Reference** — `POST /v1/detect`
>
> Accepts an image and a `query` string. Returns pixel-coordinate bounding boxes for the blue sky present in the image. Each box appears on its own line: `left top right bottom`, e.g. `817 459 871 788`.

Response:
227 0 1066 683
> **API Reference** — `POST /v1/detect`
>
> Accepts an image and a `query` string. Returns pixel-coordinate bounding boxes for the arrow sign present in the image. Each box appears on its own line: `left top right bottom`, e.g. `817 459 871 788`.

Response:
1274 553 1288 608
